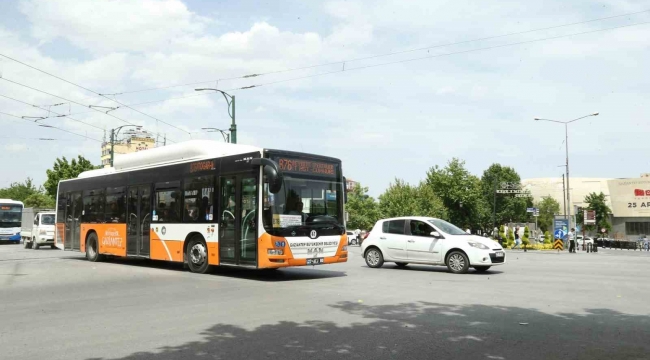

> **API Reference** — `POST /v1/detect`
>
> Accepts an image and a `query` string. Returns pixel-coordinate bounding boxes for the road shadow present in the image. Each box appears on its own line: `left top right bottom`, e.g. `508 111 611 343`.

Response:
361 263 505 275
65 256 347 281
85 301 650 360
0 241 21 246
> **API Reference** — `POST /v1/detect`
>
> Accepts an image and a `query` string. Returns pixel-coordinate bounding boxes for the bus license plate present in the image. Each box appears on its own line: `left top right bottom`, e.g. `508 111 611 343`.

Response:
307 258 324 265
495 252 504 257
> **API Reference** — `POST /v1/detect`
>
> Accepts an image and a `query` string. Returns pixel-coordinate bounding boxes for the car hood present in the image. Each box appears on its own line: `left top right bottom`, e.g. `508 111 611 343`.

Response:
448 235 503 250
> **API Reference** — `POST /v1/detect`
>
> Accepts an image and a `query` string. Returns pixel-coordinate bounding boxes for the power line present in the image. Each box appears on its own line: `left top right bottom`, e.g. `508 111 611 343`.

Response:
0 111 102 142
101 9 650 96
115 19 650 108
0 136 61 140
0 77 177 143
0 93 104 131
0 53 192 137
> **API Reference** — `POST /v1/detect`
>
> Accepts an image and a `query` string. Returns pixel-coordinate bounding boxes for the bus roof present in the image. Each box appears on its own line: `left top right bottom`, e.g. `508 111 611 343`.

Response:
0 199 24 206
78 140 263 179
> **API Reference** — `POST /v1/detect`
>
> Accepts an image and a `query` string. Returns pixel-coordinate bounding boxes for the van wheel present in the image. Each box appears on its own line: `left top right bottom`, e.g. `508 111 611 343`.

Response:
33 238 40 250
186 236 210 274
365 248 384 268
51 245 57 250
86 233 102 262
446 251 469 274
24 239 32 249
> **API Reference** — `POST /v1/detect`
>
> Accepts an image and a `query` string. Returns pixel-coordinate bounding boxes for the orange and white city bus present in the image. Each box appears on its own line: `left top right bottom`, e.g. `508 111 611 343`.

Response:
55 140 349 273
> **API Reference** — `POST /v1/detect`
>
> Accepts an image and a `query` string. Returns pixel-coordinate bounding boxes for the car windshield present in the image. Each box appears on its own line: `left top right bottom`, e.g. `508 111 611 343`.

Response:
41 214 55 225
428 218 467 235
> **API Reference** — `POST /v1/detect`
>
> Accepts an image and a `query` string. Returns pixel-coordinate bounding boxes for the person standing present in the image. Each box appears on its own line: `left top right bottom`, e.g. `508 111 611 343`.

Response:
567 228 576 253
513 227 521 249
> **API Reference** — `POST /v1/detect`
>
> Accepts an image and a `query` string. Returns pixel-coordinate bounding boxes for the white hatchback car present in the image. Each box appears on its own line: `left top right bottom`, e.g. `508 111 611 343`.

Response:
361 217 506 274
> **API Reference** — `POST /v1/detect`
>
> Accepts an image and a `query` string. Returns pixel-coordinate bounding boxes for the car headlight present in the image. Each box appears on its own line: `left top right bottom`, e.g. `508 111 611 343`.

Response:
468 242 489 250
268 249 284 255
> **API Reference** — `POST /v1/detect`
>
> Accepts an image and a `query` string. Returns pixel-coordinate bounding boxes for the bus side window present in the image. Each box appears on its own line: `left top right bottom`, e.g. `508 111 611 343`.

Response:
105 187 126 223
154 186 181 223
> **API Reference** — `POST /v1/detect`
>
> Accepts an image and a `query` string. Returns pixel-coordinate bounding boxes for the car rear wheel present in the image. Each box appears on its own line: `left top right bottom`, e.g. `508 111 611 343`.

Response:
395 262 408 268
365 248 384 268
446 251 470 274
473 266 491 273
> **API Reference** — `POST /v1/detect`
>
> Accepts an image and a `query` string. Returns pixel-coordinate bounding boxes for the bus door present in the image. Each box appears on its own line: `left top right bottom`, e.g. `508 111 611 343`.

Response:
219 174 258 266
127 185 151 257
64 191 82 251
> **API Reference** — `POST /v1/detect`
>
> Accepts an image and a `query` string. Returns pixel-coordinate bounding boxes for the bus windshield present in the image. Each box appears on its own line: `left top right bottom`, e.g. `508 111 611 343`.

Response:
0 205 22 228
263 175 344 236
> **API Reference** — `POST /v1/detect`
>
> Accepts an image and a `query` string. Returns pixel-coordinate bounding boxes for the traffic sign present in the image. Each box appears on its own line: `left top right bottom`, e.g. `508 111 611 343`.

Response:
527 207 538 213
601 228 607 233
553 240 564 250
554 229 565 239
584 210 596 225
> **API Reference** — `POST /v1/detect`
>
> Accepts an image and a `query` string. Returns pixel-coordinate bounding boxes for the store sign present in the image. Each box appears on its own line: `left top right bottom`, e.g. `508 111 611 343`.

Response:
584 210 596 225
607 178 650 217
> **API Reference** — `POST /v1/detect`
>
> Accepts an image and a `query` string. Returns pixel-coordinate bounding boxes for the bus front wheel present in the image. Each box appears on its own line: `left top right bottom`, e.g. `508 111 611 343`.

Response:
186 236 210 274
86 233 103 262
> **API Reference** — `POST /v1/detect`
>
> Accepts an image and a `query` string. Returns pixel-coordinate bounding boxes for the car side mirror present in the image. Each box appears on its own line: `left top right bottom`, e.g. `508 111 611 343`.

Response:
431 231 441 238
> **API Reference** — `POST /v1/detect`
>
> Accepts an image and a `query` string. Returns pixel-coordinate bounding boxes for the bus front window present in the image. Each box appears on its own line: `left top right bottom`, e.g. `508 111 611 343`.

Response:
263 175 344 237
0 206 22 228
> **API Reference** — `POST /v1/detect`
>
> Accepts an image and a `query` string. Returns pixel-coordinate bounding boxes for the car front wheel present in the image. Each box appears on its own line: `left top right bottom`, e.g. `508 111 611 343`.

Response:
446 251 470 274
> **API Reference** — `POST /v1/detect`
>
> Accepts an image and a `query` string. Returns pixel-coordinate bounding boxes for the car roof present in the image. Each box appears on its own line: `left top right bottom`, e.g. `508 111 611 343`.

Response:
376 216 443 223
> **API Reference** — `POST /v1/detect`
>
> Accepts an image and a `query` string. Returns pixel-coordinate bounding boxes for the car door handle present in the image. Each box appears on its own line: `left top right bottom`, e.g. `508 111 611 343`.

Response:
380 237 387 240
408 239 415 243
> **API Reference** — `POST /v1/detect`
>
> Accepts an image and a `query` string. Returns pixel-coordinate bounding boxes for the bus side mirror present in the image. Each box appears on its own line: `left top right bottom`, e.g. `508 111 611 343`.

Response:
251 158 283 194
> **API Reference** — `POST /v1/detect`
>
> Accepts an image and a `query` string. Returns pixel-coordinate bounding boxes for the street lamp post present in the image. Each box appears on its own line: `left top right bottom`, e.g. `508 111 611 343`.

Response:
110 125 140 167
534 112 599 233
201 127 230 143
195 88 236 144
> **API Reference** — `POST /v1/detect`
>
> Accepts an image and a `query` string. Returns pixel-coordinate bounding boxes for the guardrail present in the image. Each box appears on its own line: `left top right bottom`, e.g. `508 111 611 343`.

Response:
595 239 650 251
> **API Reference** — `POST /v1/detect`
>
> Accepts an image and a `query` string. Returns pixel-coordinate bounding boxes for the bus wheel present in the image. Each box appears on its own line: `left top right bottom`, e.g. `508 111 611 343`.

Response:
86 233 102 262
187 236 210 274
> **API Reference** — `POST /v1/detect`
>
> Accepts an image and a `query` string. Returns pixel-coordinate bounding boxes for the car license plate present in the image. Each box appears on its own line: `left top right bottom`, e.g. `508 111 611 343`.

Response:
306 258 324 265
495 251 504 257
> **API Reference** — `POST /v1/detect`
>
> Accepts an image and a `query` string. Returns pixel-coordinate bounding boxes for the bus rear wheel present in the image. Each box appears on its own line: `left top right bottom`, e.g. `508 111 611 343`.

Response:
187 236 210 274
86 233 103 262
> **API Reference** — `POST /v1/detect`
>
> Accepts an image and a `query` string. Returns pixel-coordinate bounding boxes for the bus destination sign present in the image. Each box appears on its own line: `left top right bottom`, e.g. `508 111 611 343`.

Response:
276 158 336 177
189 160 215 173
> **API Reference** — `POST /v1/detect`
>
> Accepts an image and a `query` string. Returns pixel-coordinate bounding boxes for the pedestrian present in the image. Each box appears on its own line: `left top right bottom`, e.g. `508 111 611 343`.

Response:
513 227 521 249
567 228 576 253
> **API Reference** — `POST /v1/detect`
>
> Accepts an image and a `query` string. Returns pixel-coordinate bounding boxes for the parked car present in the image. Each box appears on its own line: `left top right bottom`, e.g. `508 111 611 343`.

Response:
21 208 56 249
576 235 594 246
346 231 359 245
361 217 506 274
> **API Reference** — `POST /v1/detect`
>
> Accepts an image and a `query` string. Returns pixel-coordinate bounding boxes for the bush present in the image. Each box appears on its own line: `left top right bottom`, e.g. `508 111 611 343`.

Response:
522 226 530 249
507 229 515 248
499 225 506 244
544 231 551 244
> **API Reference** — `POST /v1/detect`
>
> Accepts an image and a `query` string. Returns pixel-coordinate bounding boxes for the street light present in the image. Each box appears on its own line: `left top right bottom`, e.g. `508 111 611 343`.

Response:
110 125 141 167
534 112 599 232
195 88 236 144
201 127 230 143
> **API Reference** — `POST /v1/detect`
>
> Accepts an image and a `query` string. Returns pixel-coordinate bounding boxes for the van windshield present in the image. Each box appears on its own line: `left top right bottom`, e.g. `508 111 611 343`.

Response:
41 214 55 225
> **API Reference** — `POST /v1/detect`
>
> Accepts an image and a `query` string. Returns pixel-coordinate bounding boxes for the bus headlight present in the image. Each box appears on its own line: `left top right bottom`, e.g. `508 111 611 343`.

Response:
268 249 284 256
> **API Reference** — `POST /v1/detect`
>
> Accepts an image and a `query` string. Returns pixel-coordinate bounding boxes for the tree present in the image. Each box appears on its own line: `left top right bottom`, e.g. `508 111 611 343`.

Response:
507 228 515 248
537 197 561 232
425 158 484 230
345 183 380 231
44 156 98 198
578 192 612 234
0 178 41 201
522 226 530 251
480 163 531 227
24 193 55 208
544 231 551 244
499 225 506 244
379 179 446 219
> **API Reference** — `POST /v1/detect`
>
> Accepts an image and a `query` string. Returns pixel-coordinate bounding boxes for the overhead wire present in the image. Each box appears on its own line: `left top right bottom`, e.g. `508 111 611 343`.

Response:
99 9 650 96
0 77 176 143
0 111 102 142
112 19 650 108
0 53 192 138
0 93 104 131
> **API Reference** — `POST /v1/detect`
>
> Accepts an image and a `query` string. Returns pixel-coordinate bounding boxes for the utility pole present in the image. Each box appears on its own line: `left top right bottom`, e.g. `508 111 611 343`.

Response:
110 125 140 167
164 134 166 146
562 174 567 218
195 88 236 144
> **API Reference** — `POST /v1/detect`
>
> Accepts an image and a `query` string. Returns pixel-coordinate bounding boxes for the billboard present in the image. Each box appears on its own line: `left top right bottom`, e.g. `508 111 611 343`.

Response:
607 178 650 217
553 218 569 240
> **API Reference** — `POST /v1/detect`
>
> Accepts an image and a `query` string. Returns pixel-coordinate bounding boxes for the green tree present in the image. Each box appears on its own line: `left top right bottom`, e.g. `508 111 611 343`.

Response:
24 193 56 208
0 178 41 201
522 226 530 250
345 183 380 231
481 163 531 226
537 197 561 232
578 192 612 233
425 158 484 230
44 156 98 198
544 231 551 244
379 179 446 219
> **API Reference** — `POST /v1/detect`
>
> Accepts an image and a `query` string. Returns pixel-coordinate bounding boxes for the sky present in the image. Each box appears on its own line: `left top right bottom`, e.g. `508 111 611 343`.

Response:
0 0 649 197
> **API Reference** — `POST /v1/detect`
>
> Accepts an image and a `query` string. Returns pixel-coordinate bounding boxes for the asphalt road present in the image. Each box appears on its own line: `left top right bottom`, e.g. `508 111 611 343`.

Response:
1 243 649 360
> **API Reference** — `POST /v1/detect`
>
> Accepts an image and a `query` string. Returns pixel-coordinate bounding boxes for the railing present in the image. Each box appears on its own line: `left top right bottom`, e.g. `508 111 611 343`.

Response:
595 239 650 251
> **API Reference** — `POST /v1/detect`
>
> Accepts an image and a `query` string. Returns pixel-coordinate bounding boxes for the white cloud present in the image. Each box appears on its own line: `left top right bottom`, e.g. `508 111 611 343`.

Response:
4 143 28 152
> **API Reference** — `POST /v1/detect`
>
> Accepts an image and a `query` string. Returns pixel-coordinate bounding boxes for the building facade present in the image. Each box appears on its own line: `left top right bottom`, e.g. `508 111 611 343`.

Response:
522 175 650 240
101 130 156 167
